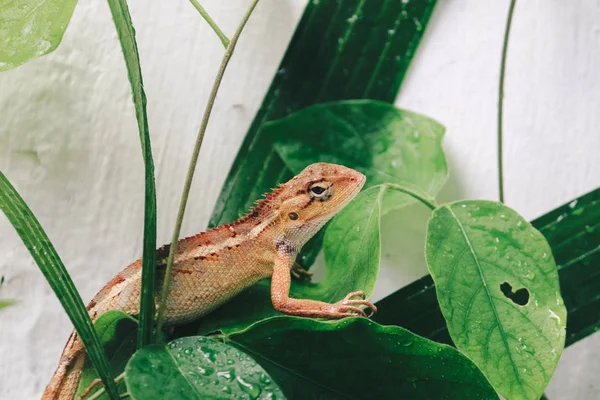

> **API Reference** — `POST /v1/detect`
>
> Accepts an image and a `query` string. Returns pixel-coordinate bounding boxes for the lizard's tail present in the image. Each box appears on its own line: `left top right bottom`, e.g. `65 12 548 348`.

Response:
42 330 86 400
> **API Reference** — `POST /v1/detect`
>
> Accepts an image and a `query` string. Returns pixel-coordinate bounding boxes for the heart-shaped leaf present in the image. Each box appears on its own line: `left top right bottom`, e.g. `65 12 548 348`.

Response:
209 0 438 230
124 336 284 400
266 100 448 208
228 316 498 399
0 0 78 71
425 201 566 400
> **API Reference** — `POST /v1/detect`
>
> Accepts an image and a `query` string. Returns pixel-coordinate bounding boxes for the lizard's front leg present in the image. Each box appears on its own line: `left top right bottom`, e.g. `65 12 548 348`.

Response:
271 251 377 318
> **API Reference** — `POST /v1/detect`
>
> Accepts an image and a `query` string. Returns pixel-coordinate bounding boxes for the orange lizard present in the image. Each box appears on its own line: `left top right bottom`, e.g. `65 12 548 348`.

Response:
42 162 377 399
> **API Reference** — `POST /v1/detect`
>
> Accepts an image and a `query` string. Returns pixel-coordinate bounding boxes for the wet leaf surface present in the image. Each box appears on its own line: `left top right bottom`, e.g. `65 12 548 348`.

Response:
426 201 566 400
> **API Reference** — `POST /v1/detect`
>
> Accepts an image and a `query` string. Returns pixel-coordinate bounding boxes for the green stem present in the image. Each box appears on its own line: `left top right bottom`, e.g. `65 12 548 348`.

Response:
155 0 260 335
497 0 517 203
388 184 438 211
189 0 230 48
81 372 127 400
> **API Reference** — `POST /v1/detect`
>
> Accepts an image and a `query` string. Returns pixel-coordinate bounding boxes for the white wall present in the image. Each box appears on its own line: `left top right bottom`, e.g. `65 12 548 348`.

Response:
0 1 598 398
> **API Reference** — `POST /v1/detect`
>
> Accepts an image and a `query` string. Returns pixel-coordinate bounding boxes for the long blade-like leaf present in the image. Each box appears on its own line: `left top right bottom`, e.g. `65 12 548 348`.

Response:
208 0 437 265
106 0 157 347
373 187 600 349
0 171 119 399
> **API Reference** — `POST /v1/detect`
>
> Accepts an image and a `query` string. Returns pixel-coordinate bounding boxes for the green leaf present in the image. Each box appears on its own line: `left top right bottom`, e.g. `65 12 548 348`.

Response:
228 316 497 400
373 187 600 348
425 201 566 400
0 299 15 310
266 100 447 204
209 0 438 229
193 182 438 336
181 0 439 339
76 311 138 399
124 336 284 400
194 185 386 335
0 171 119 398
106 0 157 346
0 0 78 71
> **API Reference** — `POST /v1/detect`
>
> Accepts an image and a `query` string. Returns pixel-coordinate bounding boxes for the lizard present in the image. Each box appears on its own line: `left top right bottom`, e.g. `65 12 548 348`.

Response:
42 162 377 399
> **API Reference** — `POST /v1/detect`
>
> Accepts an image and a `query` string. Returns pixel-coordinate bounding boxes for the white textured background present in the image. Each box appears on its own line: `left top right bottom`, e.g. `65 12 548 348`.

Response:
1 1 599 399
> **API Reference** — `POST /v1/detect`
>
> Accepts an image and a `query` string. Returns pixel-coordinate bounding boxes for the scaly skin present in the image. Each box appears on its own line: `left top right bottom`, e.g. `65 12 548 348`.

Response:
42 162 376 399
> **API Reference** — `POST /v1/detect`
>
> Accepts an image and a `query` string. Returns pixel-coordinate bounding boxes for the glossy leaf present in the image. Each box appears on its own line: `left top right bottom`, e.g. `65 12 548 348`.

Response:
209 0 438 229
194 185 386 335
182 0 439 340
373 187 600 348
228 316 497 400
426 201 566 400
106 0 157 346
0 171 119 398
124 336 284 400
0 0 78 71
266 100 448 206
76 311 138 399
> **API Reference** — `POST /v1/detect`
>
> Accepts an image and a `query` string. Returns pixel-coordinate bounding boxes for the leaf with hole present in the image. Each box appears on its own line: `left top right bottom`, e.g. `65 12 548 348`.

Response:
425 200 566 400
228 316 498 399
372 186 600 348
124 336 284 400
0 0 78 71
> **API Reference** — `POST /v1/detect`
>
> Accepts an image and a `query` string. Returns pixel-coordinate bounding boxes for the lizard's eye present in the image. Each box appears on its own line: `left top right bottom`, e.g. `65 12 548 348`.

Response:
308 183 332 201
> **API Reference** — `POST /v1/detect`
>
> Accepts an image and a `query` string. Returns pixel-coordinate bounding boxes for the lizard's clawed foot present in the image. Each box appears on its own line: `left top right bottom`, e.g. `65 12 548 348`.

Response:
332 290 377 318
291 262 313 281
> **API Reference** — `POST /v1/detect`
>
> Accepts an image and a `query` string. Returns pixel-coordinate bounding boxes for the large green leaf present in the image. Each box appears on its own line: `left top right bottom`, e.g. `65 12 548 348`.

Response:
266 100 447 212
0 171 119 398
267 100 447 192
228 316 497 399
76 311 138 399
209 0 438 229
106 0 157 346
425 201 566 400
179 0 439 341
124 336 284 400
373 187 600 349
0 0 78 71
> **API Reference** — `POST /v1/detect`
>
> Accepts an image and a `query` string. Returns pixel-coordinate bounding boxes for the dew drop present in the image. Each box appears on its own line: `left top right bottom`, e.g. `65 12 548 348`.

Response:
236 376 261 399
548 308 561 324
569 200 578 208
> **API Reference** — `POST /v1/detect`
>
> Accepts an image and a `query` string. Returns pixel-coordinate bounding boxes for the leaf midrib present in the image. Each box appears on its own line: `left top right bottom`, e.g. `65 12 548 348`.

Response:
445 206 525 398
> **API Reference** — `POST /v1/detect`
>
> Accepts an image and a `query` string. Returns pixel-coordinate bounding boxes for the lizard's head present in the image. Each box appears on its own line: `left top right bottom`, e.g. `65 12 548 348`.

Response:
274 162 365 242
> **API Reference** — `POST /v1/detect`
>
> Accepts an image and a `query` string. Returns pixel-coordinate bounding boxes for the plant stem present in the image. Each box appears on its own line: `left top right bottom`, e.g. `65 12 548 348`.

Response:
388 184 438 211
156 0 260 335
497 0 517 203
189 0 230 48
80 372 127 400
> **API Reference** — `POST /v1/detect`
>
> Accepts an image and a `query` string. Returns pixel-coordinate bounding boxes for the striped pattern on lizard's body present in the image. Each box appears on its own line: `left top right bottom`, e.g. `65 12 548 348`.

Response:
42 162 377 399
